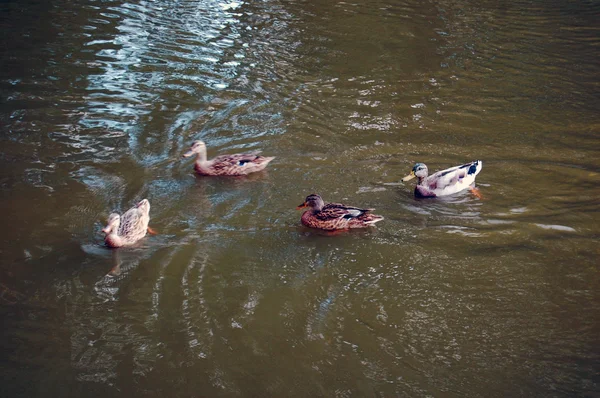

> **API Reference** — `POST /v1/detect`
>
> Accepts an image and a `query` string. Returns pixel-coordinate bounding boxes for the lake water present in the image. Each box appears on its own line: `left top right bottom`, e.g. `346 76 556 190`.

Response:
1 0 598 396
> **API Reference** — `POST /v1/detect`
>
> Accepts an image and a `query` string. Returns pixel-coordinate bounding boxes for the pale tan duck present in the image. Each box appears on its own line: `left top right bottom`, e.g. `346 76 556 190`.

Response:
102 199 153 248
296 194 384 231
182 140 275 176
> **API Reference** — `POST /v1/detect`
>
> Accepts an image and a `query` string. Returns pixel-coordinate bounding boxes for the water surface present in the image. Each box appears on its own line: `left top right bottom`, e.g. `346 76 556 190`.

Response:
1 0 599 396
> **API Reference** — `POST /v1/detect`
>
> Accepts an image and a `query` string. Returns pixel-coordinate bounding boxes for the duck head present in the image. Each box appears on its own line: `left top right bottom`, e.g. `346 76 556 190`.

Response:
297 194 325 212
102 213 121 234
182 140 207 158
402 163 428 181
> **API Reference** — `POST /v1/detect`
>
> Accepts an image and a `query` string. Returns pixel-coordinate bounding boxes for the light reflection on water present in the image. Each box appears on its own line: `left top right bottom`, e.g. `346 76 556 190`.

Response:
0 0 599 396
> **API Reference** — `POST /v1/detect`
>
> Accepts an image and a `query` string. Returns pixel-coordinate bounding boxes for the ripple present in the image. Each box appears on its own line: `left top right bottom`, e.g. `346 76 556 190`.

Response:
0 0 598 397
533 223 577 233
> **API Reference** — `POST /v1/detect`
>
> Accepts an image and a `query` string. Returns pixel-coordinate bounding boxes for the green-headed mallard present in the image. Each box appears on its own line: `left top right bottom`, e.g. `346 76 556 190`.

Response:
102 199 152 248
182 140 275 176
296 194 384 231
402 160 483 198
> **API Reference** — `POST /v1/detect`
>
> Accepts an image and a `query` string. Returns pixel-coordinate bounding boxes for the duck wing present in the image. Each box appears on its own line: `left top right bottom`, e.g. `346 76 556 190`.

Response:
316 203 374 221
118 205 148 237
207 153 273 175
211 153 260 166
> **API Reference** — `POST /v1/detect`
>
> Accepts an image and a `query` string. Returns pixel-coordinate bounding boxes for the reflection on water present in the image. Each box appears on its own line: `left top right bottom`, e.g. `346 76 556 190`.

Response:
1 0 599 396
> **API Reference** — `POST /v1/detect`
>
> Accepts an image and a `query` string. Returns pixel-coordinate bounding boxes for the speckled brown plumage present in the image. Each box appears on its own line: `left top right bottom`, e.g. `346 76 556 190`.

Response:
102 199 151 248
296 194 384 231
183 140 274 176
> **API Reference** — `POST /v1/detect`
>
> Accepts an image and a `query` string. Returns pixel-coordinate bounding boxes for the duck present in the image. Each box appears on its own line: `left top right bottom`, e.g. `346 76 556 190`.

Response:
296 194 384 231
402 160 483 198
182 140 275 176
102 199 153 248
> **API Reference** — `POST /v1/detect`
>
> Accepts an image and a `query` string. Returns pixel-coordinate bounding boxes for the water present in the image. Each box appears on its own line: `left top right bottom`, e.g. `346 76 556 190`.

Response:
1 0 598 396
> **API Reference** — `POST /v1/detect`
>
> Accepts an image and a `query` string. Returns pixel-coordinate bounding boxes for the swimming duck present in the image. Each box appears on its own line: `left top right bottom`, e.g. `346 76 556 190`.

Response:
296 194 384 230
182 140 275 176
102 199 152 248
402 160 483 198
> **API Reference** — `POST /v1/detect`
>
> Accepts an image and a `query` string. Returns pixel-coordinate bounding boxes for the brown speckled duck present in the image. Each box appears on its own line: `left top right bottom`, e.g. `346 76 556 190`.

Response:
182 140 275 176
102 199 153 248
402 160 483 198
296 194 384 231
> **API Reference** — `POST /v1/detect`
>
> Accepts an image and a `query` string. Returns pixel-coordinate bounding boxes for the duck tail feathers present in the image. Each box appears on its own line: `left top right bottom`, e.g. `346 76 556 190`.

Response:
468 160 482 176
364 215 384 224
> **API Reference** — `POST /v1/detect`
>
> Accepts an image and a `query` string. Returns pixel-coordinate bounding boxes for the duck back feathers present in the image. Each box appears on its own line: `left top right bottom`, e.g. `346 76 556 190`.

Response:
195 153 275 176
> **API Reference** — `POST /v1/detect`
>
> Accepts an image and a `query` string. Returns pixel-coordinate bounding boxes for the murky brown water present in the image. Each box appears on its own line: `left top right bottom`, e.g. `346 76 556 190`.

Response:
1 0 598 396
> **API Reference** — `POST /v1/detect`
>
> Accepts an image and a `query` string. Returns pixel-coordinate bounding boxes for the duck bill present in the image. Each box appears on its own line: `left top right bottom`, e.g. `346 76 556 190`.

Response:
296 202 308 210
402 172 416 182
102 226 111 234
182 150 195 158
